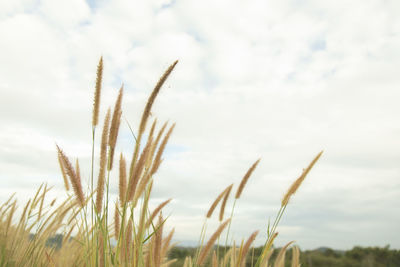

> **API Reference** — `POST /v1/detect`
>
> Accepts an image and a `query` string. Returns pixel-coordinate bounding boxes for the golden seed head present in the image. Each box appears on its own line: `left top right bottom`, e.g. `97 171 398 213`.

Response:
56 145 85 207
197 218 231 266
151 123 175 175
57 150 70 191
92 56 103 127
219 184 233 221
127 137 153 202
153 214 164 267
95 109 111 213
207 184 232 219
108 85 124 170
239 230 259 267
138 60 178 138
119 153 127 206
281 151 323 206
235 158 261 199
145 199 172 229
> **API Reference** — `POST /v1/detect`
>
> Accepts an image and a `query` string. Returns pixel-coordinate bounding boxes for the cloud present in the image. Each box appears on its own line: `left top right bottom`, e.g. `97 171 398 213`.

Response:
0 0 399 249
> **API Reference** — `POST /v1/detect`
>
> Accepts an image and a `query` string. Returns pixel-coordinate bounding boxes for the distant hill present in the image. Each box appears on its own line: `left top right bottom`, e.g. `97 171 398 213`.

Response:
314 246 345 255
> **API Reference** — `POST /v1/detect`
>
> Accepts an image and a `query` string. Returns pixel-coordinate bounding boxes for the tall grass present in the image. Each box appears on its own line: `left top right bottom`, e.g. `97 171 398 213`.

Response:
0 59 322 266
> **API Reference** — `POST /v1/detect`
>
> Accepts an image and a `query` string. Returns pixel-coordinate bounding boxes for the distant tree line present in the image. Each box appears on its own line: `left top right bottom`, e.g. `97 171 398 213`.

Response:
168 245 400 267
31 234 400 266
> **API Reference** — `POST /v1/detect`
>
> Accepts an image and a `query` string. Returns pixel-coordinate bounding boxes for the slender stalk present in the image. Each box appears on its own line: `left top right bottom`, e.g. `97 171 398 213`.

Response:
254 204 287 267
115 201 128 262
90 126 96 263
224 198 237 252
194 217 208 264
104 149 112 263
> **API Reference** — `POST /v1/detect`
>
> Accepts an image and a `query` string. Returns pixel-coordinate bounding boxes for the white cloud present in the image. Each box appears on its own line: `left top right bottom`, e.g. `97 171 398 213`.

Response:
39 0 91 29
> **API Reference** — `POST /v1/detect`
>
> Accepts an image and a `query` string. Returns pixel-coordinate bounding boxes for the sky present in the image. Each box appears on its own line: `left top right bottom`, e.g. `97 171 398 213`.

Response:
0 0 399 250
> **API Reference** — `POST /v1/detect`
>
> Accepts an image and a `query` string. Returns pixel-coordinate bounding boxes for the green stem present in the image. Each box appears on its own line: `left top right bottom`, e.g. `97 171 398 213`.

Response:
115 201 128 263
90 127 96 263
255 204 288 267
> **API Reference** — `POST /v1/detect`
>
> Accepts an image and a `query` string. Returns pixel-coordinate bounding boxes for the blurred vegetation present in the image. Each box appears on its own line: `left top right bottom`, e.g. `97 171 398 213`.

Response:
168 245 400 267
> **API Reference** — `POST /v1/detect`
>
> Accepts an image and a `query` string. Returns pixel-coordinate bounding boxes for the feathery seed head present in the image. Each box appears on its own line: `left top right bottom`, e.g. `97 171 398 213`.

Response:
239 230 259 267
207 184 232 219
92 56 103 127
56 145 85 207
151 123 175 175
197 218 231 266
281 151 323 206
275 240 295 267
119 153 127 206
235 158 261 199
138 61 178 138
219 183 233 221
149 118 157 140
291 246 300 267
95 109 111 213
145 199 172 229
127 137 153 202
57 150 70 191
153 214 164 267
108 85 124 170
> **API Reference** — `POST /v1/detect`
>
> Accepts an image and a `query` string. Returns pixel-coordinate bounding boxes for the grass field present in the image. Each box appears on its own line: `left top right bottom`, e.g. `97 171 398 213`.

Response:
0 58 322 267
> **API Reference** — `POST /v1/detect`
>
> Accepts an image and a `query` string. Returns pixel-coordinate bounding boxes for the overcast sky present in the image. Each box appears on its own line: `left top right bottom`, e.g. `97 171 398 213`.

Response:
1 0 399 250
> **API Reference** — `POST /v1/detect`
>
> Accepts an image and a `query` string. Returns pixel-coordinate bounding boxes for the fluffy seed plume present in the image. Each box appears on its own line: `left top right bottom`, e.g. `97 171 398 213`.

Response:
138 60 178 137
96 109 111 213
132 172 152 206
149 118 157 141
207 184 232 219
92 56 103 127
239 230 259 267
291 246 300 267
145 199 172 229
183 257 192 267
126 219 133 255
108 85 123 170
219 184 233 221
235 158 261 199
128 60 177 179
197 219 231 266
99 229 105 267
212 251 218 267
5 200 16 234
151 123 175 175
114 202 120 239
274 241 295 267
281 151 323 207
260 248 274 267
119 153 127 205
75 159 82 206
57 151 70 191
149 121 168 164
145 119 158 168
56 145 85 207
127 137 153 202
161 228 175 260
153 214 164 267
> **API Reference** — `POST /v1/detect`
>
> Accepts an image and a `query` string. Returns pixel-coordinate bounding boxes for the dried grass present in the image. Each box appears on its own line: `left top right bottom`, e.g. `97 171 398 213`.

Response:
0 58 318 267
